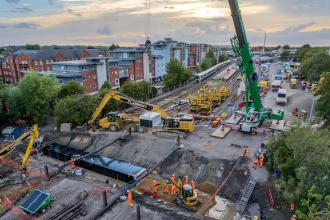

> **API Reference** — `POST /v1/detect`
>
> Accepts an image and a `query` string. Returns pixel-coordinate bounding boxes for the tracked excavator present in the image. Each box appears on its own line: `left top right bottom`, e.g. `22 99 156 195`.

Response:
87 90 195 133
228 0 284 133
0 124 40 170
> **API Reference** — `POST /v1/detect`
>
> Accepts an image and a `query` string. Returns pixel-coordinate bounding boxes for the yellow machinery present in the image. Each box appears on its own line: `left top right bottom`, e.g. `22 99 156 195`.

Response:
0 125 39 170
311 83 320 94
290 79 297 89
173 181 198 208
189 86 230 115
88 90 195 132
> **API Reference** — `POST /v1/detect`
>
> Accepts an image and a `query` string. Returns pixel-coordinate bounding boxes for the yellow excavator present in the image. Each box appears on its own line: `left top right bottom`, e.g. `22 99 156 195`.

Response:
0 124 40 170
87 90 195 132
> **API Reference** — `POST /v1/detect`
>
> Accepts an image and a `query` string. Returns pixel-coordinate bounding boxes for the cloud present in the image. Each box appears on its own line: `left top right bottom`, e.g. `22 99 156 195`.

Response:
67 9 81 16
279 22 316 33
0 25 8 29
5 0 20 3
97 26 112 35
13 6 33 13
14 22 40 29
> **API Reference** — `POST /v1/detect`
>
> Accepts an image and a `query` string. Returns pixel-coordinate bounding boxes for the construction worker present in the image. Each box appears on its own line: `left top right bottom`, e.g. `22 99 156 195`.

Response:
191 180 196 189
70 161 76 169
152 180 158 194
127 190 133 208
290 202 295 211
177 179 183 189
253 157 259 169
170 174 175 184
290 214 297 220
243 145 249 157
259 154 264 168
184 176 189 185
171 183 177 195
164 181 169 194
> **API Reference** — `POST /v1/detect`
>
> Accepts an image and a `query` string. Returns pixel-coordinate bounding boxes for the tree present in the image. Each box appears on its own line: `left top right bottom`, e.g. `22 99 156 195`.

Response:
280 50 290 61
268 126 330 218
164 59 192 89
120 81 157 100
54 94 99 126
218 53 229 63
195 65 203 73
199 49 217 71
6 87 25 121
316 72 330 126
100 81 111 91
0 82 10 120
109 43 120 51
24 44 41 50
18 72 60 124
58 81 85 99
301 52 330 82
283 44 290 50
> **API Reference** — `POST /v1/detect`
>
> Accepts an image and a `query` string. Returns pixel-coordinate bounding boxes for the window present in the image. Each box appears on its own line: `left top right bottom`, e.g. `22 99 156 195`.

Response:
34 61 38 65
130 75 135 81
92 75 96 79
94 84 97 89
83 76 86 81
21 61 28 65
115 79 119 85
39 60 43 65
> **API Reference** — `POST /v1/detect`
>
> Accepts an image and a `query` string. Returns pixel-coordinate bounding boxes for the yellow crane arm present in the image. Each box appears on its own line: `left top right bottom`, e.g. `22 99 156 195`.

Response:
0 124 39 168
88 90 168 125
0 131 32 158
88 92 114 125
21 124 39 167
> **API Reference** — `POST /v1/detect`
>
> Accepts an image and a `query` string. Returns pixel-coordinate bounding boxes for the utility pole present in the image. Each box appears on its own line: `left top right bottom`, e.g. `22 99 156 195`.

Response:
263 32 267 54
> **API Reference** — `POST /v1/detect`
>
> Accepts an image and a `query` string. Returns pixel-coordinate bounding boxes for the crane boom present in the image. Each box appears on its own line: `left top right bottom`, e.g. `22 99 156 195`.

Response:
88 90 168 126
0 124 39 168
228 0 263 112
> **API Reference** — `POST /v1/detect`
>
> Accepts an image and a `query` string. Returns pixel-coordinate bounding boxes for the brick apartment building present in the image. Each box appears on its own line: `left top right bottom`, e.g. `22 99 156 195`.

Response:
31 56 109 94
0 49 105 83
188 44 209 69
108 47 152 88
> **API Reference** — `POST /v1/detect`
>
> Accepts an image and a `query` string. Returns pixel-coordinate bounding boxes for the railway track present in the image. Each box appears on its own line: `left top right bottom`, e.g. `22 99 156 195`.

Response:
167 70 241 117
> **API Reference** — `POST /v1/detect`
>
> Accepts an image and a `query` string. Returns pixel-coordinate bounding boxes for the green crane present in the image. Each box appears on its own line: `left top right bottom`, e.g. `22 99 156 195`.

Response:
228 0 284 133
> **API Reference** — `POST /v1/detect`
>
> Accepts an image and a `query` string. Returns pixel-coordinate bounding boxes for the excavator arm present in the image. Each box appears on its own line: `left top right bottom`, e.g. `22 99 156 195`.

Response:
88 90 168 126
0 124 39 168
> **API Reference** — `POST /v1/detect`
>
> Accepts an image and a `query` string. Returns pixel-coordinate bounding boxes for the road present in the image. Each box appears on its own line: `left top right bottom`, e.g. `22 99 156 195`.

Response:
262 63 315 121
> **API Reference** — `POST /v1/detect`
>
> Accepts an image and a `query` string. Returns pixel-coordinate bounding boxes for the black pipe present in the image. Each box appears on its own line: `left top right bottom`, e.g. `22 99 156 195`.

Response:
102 191 107 207
44 165 49 181
137 204 141 220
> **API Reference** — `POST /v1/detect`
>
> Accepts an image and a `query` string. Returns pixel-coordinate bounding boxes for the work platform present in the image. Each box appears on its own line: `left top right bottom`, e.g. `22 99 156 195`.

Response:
213 64 238 81
225 113 243 125
210 125 231 138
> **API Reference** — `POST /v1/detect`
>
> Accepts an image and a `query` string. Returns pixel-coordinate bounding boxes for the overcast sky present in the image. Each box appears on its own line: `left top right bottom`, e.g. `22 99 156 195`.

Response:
0 0 329 47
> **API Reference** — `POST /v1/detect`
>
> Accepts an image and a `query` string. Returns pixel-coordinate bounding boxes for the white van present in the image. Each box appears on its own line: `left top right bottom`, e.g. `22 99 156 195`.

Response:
276 89 287 105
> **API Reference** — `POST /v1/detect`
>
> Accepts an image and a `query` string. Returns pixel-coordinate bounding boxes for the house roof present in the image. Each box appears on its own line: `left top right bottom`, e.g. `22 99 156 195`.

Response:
13 49 103 61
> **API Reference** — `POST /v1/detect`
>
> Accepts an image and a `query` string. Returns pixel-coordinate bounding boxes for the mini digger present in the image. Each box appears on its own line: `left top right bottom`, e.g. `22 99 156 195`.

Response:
173 182 199 210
